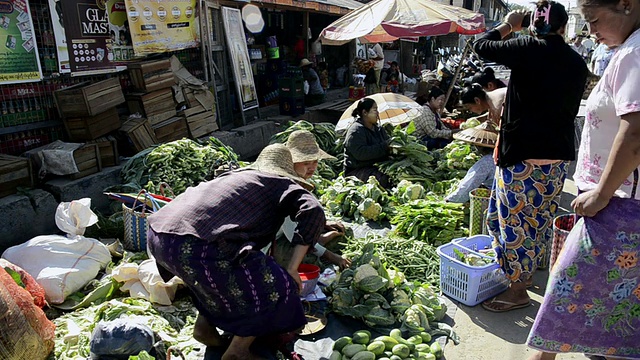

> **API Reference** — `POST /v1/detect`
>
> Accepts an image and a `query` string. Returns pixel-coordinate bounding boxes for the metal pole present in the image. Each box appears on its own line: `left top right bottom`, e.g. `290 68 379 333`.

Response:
444 39 472 107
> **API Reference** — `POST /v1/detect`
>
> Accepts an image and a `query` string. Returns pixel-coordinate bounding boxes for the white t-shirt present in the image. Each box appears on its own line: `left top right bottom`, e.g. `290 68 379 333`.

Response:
574 28 640 199
372 43 384 70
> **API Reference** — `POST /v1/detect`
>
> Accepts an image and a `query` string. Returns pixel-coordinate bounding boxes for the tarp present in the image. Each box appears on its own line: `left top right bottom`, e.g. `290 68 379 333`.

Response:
319 0 485 45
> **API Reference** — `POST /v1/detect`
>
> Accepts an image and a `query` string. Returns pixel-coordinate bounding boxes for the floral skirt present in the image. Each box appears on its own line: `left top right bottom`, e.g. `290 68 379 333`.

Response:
527 197 640 358
147 228 306 337
487 161 568 282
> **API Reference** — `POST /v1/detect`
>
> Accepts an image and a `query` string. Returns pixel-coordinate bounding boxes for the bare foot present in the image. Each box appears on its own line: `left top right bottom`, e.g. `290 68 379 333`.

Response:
482 284 530 312
193 314 226 347
527 351 557 360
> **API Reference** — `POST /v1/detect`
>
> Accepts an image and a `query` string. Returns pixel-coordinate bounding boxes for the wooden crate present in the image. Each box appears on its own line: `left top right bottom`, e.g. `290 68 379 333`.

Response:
0 155 33 197
182 87 198 107
69 144 102 180
127 59 174 92
182 105 219 139
63 107 121 141
119 118 158 152
152 116 189 143
126 88 176 126
54 78 125 117
88 135 119 167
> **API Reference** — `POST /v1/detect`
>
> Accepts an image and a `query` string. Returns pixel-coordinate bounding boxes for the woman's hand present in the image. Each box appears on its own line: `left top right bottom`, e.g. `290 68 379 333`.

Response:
287 267 303 294
323 251 352 271
571 189 611 217
504 10 528 32
325 221 346 234
319 230 343 245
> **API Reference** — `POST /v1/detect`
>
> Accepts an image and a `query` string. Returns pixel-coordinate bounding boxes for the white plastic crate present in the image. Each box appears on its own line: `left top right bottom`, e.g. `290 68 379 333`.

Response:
437 238 509 306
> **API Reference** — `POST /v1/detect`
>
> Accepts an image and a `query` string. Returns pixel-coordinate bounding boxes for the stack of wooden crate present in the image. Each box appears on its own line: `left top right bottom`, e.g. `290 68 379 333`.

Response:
127 59 184 142
119 117 158 153
53 77 124 171
23 141 102 181
177 87 217 138
0 154 33 197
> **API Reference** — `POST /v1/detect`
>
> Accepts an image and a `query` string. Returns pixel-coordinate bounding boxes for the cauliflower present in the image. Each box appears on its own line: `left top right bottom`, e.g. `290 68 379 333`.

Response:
354 264 378 283
357 198 383 221
403 183 425 202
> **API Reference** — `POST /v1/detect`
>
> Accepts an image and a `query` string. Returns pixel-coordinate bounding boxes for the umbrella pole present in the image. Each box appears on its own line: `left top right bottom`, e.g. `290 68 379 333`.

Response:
444 39 472 107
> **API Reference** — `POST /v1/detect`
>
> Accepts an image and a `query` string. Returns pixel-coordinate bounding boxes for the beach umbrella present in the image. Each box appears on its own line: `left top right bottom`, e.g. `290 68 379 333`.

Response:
336 93 425 133
319 0 485 45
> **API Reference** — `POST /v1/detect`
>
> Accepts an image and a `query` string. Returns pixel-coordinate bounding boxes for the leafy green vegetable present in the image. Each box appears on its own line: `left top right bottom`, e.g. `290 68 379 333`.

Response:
391 198 468 246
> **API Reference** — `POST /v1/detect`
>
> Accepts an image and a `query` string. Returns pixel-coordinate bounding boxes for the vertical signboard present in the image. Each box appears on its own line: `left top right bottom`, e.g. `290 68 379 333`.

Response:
59 0 117 74
221 7 258 111
48 0 70 73
106 0 135 61
124 0 199 56
0 0 43 84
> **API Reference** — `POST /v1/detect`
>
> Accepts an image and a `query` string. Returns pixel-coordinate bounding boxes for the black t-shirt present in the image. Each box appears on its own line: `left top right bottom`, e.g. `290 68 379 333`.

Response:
474 30 589 167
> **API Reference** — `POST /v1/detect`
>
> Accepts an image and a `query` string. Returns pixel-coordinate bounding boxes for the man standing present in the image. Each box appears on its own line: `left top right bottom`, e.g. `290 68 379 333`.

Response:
368 43 384 93
300 58 325 106
569 36 587 59
590 42 616 76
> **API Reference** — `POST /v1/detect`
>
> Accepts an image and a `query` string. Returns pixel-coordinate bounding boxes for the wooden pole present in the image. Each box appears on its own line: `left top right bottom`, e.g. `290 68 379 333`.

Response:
444 39 472 107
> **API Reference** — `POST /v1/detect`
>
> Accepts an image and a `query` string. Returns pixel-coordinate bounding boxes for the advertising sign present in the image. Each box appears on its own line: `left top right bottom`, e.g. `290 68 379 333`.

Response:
59 0 118 74
48 0 70 73
124 0 199 56
106 0 135 61
0 0 43 84
221 7 258 111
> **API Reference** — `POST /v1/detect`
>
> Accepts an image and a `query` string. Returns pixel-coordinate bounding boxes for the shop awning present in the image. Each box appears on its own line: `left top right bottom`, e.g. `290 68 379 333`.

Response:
253 0 364 14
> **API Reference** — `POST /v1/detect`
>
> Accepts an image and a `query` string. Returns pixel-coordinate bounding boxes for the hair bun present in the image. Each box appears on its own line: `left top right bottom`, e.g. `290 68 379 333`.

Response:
471 83 483 91
482 67 495 76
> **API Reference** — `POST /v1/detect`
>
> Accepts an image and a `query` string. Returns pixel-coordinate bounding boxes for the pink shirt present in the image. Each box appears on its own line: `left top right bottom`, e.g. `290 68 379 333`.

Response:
574 28 640 199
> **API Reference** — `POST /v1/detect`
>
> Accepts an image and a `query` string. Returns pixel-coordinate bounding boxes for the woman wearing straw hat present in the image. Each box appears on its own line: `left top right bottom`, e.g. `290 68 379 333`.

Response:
343 98 392 188
445 121 498 204
147 144 326 359
300 58 326 106
266 130 352 270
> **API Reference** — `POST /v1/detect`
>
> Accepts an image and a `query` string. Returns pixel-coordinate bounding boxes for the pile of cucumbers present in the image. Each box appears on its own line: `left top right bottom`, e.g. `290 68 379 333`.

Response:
330 328 443 360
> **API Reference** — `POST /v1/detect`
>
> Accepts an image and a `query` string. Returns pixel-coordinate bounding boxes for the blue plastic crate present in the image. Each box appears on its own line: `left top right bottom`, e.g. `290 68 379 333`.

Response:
453 235 495 255
437 239 509 306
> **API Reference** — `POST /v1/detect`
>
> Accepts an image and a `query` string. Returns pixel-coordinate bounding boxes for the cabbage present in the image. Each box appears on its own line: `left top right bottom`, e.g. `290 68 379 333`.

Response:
355 274 388 293
354 264 378 283
390 289 412 314
330 288 359 310
460 118 481 129
363 306 396 327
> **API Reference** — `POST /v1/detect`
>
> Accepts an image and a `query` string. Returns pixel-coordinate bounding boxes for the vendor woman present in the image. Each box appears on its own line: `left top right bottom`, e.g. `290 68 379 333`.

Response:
459 84 507 125
343 98 391 188
445 121 499 203
414 87 461 149
147 144 326 359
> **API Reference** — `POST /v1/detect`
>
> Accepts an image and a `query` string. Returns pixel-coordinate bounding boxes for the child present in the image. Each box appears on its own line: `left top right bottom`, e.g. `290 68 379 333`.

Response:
318 62 329 92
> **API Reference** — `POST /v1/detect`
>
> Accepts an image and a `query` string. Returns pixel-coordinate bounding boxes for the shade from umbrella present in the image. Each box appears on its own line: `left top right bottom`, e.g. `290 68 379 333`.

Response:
336 93 424 133
453 120 499 148
319 0 485 45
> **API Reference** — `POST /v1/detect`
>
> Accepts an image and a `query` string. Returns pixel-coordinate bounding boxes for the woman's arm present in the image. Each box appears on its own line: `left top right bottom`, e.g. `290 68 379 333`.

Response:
287 244 310 293
573 112 640 216
473 11 528 68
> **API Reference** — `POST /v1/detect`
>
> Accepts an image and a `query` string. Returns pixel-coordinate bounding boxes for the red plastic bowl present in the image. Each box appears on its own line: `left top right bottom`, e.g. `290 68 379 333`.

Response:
298 264 320 281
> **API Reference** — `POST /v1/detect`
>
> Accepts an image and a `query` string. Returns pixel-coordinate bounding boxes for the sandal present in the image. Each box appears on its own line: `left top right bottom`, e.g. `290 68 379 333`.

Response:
481 297 530 313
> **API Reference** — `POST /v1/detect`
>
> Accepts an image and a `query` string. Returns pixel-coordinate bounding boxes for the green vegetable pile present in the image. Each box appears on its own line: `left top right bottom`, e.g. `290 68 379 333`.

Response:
341 233 440 287
320 176 390 223
51 297 200 360
453 248 494 267
121 137 241 195
327 244 447 333
376 123 437 186
390 197 468 246
433 141 480 181
330 328 444 360
269 120 341 156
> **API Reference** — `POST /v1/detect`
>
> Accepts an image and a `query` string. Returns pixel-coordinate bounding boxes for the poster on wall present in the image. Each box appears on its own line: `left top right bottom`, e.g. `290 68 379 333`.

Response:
59 0 118 74
124 0 199 56
48 0 70 73
0 0 43 84
221 7 258 111
106 0 135 62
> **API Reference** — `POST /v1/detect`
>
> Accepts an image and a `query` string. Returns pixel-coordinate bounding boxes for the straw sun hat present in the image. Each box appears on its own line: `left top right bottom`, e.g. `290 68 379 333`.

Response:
453 120 499 148
299 58 313 67
286 130 336 163
250 143 313 190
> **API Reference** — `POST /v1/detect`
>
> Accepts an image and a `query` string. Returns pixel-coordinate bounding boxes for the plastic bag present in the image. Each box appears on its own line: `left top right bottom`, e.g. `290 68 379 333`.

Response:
90 319 155 359
2 198 112 304
303 80 310 95
112 259 183 306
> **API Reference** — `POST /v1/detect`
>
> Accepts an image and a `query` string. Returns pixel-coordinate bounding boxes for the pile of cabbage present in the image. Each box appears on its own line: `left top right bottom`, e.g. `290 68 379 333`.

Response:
326 244 447 334
320 176 390 223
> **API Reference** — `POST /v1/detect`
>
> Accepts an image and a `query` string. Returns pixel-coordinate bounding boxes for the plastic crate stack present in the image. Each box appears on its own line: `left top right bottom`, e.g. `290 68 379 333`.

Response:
279 66 305 117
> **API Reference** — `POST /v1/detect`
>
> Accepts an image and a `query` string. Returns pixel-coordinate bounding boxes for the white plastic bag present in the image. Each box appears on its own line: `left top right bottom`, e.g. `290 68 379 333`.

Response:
303 80 310 95
112 259 183 306
2 198 111 304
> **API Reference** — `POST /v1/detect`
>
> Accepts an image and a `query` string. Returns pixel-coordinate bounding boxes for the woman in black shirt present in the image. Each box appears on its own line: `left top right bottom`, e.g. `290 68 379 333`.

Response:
474 1 589 312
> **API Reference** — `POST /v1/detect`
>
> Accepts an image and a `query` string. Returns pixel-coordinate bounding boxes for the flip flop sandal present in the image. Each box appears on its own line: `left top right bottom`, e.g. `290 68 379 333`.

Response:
481 298 530 313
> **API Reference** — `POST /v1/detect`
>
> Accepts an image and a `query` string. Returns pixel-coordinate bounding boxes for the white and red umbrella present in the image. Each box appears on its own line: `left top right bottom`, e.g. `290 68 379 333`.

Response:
319 0 485 45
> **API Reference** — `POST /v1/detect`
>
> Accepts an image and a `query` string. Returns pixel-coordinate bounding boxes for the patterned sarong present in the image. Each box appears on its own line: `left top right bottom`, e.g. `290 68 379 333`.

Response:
487 161 568 282
527 197 640 358
147 228 306 338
